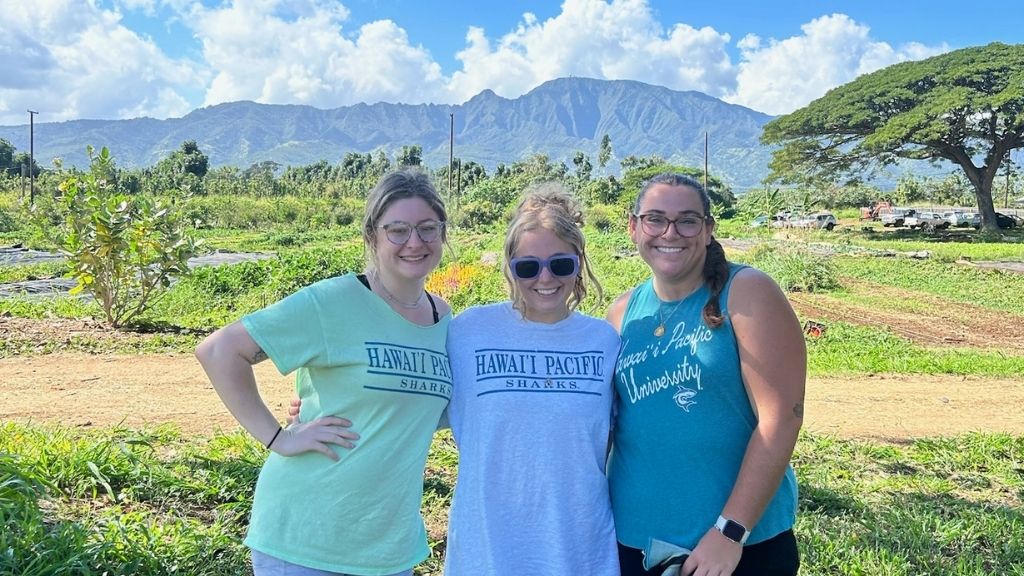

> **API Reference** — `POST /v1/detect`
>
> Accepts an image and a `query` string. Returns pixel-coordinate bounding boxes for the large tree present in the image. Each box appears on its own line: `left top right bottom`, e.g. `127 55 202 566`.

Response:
761 42 1024 232
0 138 14 173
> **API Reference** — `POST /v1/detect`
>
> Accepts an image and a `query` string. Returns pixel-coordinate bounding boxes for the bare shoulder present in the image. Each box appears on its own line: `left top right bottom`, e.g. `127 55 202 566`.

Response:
430 293 453 318
728 266 801 342
728 267 789 312
605 288 635 332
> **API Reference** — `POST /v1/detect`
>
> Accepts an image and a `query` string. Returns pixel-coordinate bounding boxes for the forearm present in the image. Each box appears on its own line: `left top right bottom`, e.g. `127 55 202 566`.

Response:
196 331 280 448
721 417 801 528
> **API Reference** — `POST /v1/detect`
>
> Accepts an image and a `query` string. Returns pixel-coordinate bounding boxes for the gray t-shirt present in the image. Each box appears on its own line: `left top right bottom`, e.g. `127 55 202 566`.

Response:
443 302 621 575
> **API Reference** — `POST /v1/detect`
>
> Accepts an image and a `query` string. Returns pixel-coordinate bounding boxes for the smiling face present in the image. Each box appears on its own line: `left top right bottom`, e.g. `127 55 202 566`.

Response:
372 197 444 283
508 227 579 324
629 182 715 293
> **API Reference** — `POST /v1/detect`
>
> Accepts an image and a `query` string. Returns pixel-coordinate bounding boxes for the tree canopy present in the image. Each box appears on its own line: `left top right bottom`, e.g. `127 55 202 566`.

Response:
761 42 1024 232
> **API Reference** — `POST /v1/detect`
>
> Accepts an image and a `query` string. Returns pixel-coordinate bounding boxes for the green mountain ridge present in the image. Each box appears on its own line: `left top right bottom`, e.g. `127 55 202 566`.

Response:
1 78 776 190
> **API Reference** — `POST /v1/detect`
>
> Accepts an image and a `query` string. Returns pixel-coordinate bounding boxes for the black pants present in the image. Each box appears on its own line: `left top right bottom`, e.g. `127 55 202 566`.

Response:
618 529 799 576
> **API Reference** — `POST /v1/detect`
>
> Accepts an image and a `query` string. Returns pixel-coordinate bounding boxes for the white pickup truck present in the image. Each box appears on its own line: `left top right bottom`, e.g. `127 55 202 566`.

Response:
904 211 950 231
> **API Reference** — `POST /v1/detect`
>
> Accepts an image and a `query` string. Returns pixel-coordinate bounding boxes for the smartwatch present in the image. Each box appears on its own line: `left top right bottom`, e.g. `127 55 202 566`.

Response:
715 515 750 544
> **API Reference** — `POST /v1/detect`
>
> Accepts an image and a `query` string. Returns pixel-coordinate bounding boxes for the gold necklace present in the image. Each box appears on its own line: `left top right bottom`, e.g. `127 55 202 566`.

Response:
654 298 686 337
373 272 425 309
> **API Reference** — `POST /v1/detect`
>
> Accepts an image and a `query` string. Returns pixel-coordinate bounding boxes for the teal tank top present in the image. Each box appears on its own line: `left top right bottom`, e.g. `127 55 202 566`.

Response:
608 264 798 550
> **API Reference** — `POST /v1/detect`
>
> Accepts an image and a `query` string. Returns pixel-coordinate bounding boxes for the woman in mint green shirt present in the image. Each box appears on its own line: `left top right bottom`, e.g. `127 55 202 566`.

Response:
197 169 453 576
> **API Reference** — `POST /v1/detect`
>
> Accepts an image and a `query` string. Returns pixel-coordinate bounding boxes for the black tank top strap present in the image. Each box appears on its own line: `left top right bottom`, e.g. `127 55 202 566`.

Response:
426 292 439 323
358 273 439 324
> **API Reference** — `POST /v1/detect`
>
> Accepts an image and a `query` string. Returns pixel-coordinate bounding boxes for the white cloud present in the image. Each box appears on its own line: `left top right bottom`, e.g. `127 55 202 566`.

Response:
0 0 955 126
187 0 447 109
726 14 949 115
446 0 736 102
113 0 159 15
0 0 203 125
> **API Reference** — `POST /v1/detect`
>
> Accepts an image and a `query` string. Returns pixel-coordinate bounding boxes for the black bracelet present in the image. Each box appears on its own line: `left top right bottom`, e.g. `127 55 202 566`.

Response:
266 426 283 449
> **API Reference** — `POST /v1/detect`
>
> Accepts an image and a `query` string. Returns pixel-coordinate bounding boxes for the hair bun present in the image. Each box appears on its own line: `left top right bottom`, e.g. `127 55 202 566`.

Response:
516 182 585 227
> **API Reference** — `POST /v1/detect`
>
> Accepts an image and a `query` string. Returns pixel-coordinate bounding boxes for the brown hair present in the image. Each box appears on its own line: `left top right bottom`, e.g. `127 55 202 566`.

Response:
362 168 448 266
504 182 603 316
633 173 729 328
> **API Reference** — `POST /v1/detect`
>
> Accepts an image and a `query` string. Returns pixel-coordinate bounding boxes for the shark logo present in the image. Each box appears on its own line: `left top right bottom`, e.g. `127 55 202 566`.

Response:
673 386 697 411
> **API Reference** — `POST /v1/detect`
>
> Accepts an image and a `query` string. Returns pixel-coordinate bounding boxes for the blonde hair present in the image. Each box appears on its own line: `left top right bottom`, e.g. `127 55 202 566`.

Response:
503 182 603 316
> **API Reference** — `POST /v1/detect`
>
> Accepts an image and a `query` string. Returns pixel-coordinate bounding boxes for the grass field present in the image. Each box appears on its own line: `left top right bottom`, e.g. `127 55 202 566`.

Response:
2 195 1023 575
2 424 1022 576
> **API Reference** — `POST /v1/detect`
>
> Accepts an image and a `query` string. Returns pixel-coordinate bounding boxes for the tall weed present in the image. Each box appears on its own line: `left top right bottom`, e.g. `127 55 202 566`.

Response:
741 244 841 292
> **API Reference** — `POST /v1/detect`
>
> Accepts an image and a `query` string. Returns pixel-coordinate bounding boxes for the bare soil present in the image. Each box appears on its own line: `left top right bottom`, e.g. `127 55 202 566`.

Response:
789 278 1024 350
2 353 1022 441
2 290 1022 442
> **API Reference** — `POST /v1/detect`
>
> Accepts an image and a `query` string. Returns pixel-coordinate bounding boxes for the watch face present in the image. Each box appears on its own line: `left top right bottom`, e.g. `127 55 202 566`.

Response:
722 520 746 542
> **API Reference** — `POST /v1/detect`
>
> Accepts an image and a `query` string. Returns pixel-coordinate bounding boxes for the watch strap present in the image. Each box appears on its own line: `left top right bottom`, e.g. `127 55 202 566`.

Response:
715 515 750 544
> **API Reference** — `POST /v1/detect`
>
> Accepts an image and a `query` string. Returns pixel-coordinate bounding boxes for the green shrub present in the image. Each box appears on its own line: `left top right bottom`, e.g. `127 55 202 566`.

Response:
0 206 16 233
58 147 199 327
454 200 505 229
586 203 623 232
743 244 841 293
270 246 364 298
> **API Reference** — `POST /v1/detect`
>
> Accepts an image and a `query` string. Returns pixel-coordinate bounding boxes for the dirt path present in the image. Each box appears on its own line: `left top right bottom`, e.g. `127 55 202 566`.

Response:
1 354 1022 440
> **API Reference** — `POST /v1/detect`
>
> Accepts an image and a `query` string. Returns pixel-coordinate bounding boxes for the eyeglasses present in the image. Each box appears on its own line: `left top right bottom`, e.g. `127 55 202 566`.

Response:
509 254 580 280
634 213 707 238
378 220 445 245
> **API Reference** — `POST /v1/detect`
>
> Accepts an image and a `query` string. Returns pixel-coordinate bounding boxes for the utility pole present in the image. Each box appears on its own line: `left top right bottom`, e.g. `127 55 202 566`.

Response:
27 109 38 205
1006 168 1011 209
448 113 454 197
703 131 708 192
1003 152 1013 209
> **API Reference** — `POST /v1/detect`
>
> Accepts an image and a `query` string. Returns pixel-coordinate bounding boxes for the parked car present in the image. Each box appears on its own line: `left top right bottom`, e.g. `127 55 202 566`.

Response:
942 211 979 228
769 212 795 228
793 212 838 230
880 208 912 227
904 211 950 231
749 215 769 228
995 212 1019 229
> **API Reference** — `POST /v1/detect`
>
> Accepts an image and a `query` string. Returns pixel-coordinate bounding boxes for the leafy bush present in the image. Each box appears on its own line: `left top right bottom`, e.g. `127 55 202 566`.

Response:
453 199 506 229
586 203 623 232
57 147 199 327
270 246 364 299
743 244 841 293
181 195 357 230
0 205 17 233
187 260 275 298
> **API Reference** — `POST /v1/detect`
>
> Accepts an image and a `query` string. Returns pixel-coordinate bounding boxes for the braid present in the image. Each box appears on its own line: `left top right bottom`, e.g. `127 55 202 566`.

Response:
701 236 730 329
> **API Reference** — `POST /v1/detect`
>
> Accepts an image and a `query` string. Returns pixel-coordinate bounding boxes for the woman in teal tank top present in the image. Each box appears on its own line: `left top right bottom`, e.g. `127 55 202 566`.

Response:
606 173 806 576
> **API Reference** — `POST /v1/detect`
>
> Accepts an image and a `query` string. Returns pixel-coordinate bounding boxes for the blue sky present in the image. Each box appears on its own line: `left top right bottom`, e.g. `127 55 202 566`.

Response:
1 0 1022 126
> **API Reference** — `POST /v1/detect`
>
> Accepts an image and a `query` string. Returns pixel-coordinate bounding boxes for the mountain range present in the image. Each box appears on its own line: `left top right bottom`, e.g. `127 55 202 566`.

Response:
0 78 777 191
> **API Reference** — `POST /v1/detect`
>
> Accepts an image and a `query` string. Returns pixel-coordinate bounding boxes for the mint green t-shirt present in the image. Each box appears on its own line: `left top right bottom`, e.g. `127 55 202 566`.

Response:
240 273 452 575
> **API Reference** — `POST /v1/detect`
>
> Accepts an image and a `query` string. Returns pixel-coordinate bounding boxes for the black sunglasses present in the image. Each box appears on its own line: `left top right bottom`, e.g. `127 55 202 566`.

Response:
509 254 579 280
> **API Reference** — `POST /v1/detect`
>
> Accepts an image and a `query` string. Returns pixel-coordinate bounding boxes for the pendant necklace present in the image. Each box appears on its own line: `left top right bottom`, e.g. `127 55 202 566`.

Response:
654 298 686 337
373 272 425 309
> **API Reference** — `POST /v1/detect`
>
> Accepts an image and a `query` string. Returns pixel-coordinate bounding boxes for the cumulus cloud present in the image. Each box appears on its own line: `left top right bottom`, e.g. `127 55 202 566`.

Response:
0 0 954 125
446 0 736 103
0 0 203 125
726 14 949 115
186 0 446 109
